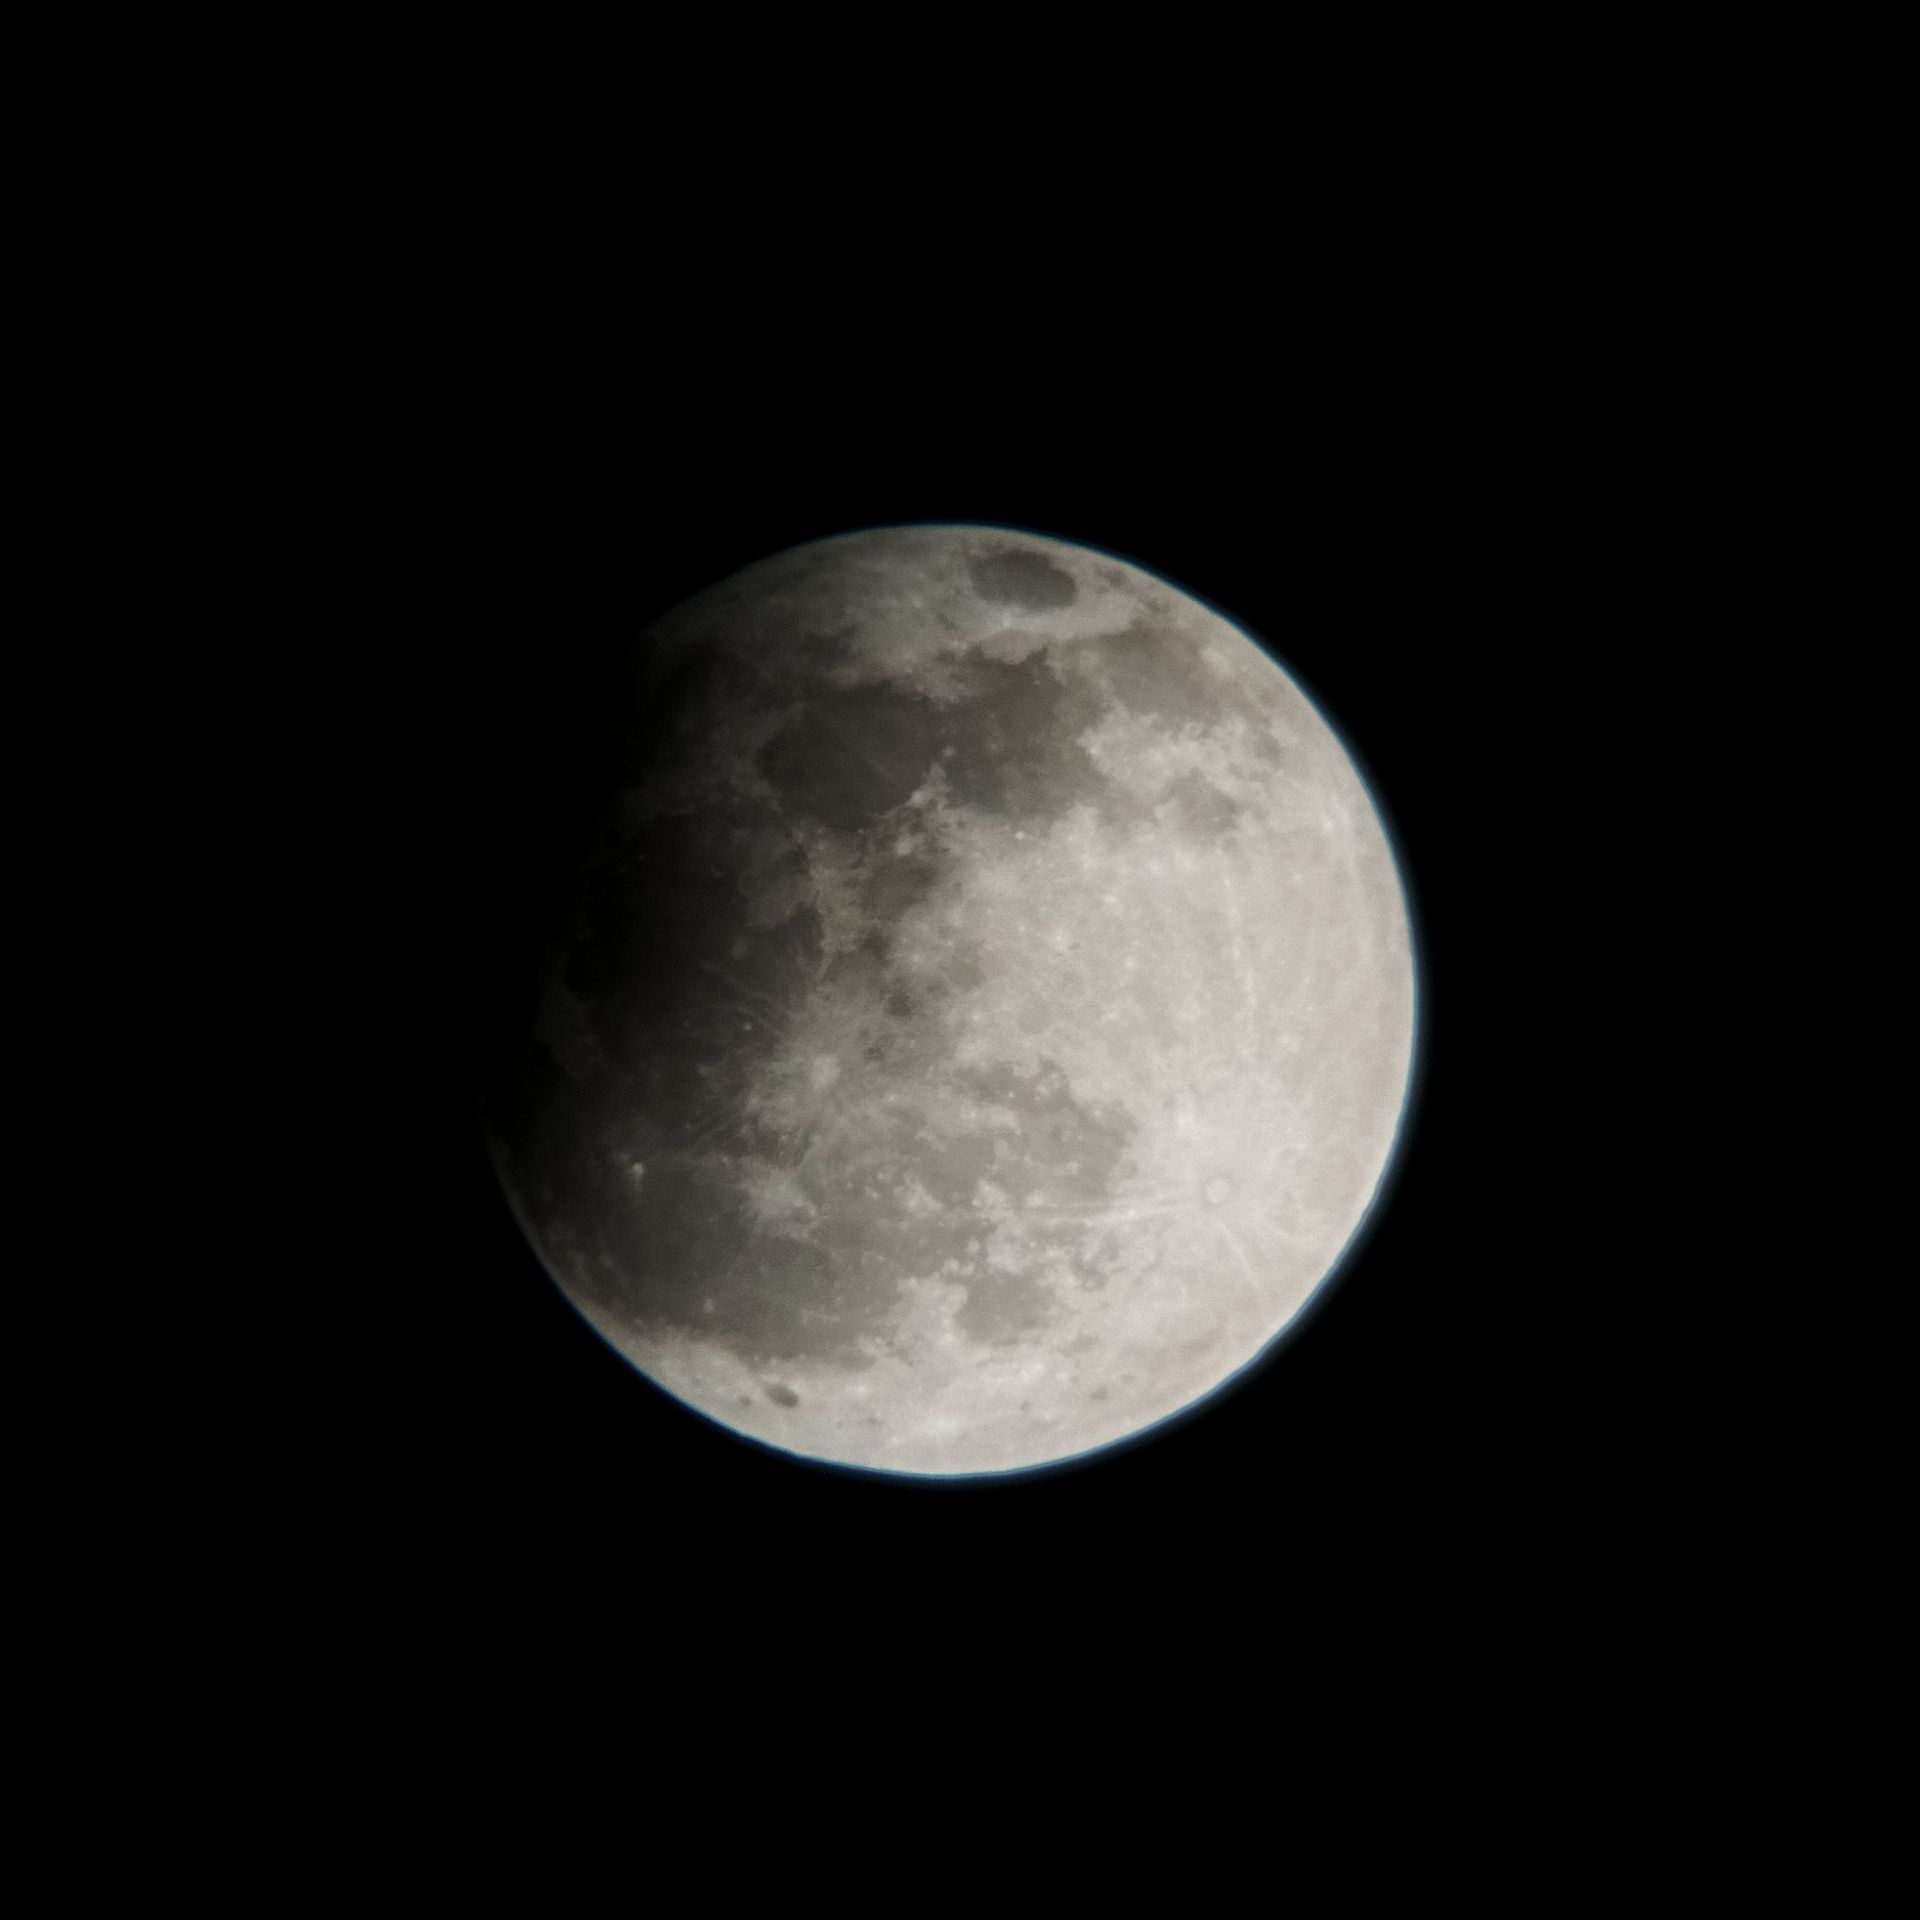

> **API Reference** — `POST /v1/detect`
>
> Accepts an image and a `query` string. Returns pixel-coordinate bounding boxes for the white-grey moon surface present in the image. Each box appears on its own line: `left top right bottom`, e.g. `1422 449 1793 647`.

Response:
484 525 1416 1475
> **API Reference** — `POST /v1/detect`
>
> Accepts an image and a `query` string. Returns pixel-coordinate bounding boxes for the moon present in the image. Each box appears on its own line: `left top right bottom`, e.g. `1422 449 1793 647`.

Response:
483 525 1416 1475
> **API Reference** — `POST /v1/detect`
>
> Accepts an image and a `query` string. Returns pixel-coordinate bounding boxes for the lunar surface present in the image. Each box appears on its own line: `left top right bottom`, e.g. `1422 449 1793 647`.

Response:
484 525 1416 1475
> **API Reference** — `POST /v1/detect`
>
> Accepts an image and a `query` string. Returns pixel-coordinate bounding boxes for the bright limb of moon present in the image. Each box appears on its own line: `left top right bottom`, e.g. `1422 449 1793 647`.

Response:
484 525 1417 1476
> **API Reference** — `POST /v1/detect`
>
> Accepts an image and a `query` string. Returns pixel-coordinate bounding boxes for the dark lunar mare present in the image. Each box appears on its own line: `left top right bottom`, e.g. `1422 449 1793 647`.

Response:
967 548 1078 610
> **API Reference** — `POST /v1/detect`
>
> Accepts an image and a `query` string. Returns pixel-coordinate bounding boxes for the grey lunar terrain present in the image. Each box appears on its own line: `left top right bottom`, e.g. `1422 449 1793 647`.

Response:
486 525 1415 1474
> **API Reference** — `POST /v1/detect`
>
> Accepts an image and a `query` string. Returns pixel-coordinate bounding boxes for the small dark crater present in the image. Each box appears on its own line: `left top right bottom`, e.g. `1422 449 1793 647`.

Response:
1090 1386 1109 1401
969 547 1077 610
763 1382 800 1408
1160 770 1244 839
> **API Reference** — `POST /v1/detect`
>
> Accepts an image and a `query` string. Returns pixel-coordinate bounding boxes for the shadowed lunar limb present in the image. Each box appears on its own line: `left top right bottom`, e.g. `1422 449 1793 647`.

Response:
485 527 1416 1475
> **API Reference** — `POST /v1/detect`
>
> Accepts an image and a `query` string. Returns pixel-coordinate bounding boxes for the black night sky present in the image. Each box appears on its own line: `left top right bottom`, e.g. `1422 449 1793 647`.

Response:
337 309 1575 1659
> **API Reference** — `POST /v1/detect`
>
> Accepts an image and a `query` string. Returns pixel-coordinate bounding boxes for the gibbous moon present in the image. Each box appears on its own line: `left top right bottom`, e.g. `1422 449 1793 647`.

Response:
484 526 1416 1475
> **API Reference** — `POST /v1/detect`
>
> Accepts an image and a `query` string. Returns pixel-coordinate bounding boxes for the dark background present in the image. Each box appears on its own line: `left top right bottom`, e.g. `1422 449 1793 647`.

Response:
345 311 1578 1656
